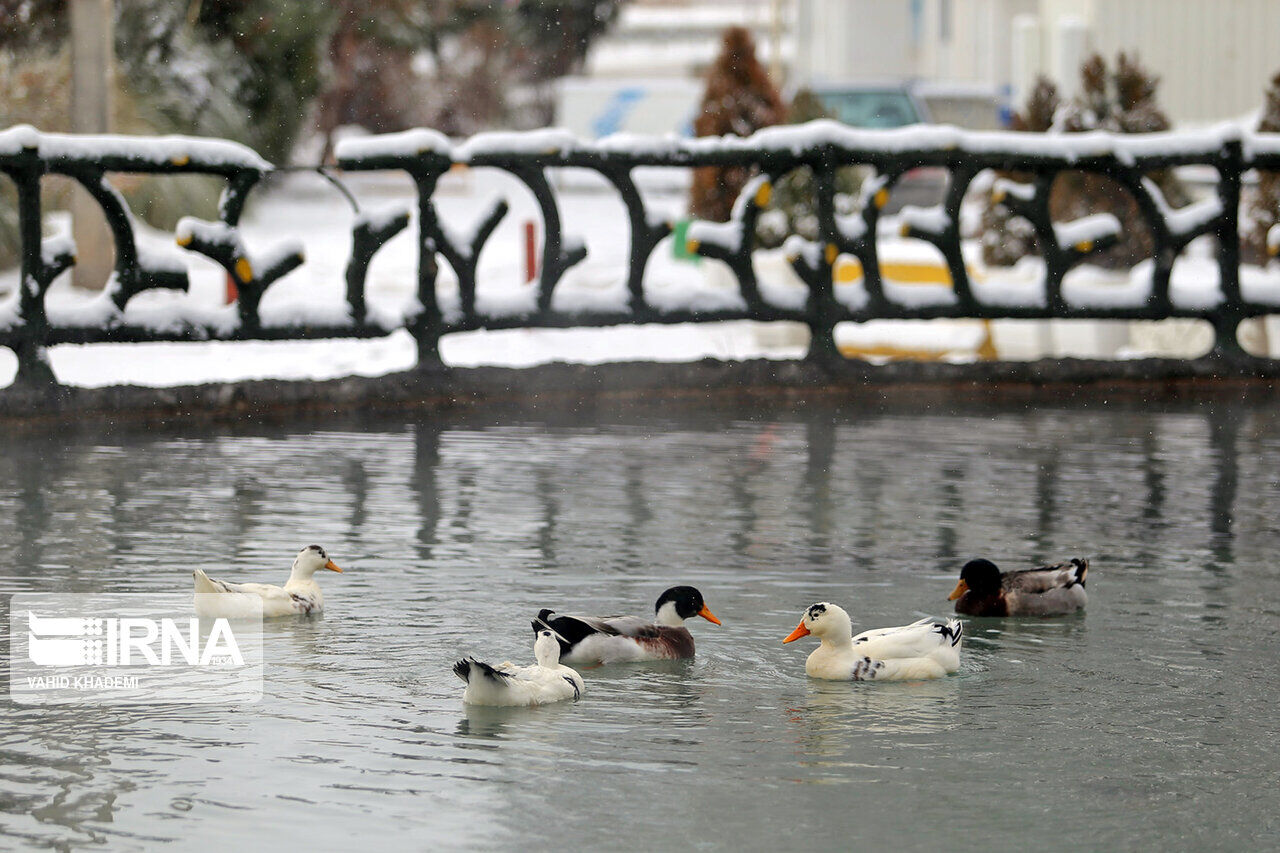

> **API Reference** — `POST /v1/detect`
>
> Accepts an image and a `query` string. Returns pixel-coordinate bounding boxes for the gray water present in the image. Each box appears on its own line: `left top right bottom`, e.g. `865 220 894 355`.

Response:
2 394 1279 851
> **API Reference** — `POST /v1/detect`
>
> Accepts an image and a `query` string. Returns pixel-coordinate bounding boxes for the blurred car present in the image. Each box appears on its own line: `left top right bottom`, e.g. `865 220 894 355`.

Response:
812 84 930 129
808 81 1004 213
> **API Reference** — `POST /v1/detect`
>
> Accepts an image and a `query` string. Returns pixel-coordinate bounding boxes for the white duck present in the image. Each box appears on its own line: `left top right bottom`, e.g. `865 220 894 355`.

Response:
453 623 586 707
783 602 963 681
192 545 343 619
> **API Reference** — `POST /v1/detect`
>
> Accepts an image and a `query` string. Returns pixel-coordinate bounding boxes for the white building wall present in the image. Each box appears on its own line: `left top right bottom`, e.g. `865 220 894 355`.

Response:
594 0 1278 126
1035 0 1093 95
916 0 1036 85
804 0 1277 125
1002 0 1276 123
584 0 787 79
794 0 915 84
1090 0 1280 125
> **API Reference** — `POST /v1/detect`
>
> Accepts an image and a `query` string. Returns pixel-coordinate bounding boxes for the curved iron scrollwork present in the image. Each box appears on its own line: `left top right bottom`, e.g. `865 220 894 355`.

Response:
2 121 1279 388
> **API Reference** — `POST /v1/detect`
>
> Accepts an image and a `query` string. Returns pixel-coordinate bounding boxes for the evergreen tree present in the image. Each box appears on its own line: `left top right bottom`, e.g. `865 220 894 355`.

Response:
1053 52 1185 269
114 3 259 147
0 0 327 163
982 53 1185 270
2 1 625 162
193 0 330 164
689 27 786 222
1243 71 1280 265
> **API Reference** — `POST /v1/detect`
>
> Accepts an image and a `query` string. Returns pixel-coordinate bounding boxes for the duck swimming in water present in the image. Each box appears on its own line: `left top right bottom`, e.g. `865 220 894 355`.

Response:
948 557 1088 617
192 545 343 618
535 586 721 665
783 602 963 681
453 623 586 707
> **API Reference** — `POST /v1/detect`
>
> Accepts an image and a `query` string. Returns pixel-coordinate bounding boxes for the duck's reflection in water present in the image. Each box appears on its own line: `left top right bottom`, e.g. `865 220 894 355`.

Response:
787 676 961 762
591 658 714 729
455 701 579 740
961 612 1087 663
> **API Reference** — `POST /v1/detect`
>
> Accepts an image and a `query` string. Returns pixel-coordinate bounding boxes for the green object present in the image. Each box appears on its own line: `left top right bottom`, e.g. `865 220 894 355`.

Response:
671 218 700 263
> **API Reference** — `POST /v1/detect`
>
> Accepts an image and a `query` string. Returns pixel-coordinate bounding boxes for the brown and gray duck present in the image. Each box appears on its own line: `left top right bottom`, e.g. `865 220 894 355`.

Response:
948 558 1088 617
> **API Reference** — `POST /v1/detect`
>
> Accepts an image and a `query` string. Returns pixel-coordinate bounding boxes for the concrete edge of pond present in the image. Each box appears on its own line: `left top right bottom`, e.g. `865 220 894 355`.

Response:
2 356 1279 428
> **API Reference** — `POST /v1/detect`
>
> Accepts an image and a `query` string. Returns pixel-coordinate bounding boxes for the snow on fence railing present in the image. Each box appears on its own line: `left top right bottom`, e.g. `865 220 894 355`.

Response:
3 120 1280 387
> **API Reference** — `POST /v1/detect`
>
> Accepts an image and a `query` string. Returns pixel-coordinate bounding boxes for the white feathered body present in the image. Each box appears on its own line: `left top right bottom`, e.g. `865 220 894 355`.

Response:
454 629 586 707
807 618 963 681
455 658 584 706
194 569 323 618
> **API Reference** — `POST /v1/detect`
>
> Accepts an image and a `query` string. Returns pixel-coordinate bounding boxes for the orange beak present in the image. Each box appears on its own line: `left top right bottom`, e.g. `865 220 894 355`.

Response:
947 579 967 601
325 560 343 573
698 604 722 625
783 621 810 643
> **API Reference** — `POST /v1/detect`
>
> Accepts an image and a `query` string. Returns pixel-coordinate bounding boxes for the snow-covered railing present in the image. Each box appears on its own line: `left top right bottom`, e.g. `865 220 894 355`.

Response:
337 121 1280 363
3 121 1280 387
0 125 337 385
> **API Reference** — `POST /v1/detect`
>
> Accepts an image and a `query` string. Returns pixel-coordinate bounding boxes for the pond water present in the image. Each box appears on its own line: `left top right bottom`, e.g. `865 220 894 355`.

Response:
2 392 1279 850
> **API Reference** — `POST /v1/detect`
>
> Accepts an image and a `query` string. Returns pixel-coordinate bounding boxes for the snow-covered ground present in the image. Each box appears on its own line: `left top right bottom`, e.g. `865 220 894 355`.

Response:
2 163 1279 388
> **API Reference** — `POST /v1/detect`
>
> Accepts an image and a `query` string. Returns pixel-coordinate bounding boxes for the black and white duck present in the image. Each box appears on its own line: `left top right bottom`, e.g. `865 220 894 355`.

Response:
535 586 721 665
453 623 585 706
783 602 963 681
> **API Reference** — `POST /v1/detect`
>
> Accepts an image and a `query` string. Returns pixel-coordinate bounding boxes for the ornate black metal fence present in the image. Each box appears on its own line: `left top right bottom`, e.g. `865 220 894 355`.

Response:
3 120 1279 388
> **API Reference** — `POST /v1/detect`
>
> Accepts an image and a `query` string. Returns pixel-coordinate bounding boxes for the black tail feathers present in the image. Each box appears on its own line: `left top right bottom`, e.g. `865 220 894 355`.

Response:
452 658 472 683
453 656 511 684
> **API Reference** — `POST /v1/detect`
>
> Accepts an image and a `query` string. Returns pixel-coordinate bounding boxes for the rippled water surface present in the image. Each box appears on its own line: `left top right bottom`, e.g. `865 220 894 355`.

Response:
2 393 1279 851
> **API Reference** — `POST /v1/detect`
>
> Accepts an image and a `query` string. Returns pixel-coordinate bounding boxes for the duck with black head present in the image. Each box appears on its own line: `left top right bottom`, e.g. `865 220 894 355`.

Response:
948 557 1088 617
535 585 722 665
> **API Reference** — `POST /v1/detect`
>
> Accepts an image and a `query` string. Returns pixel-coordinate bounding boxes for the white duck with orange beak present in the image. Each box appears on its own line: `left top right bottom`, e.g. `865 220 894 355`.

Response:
193 545 343 618
783 603 963 681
